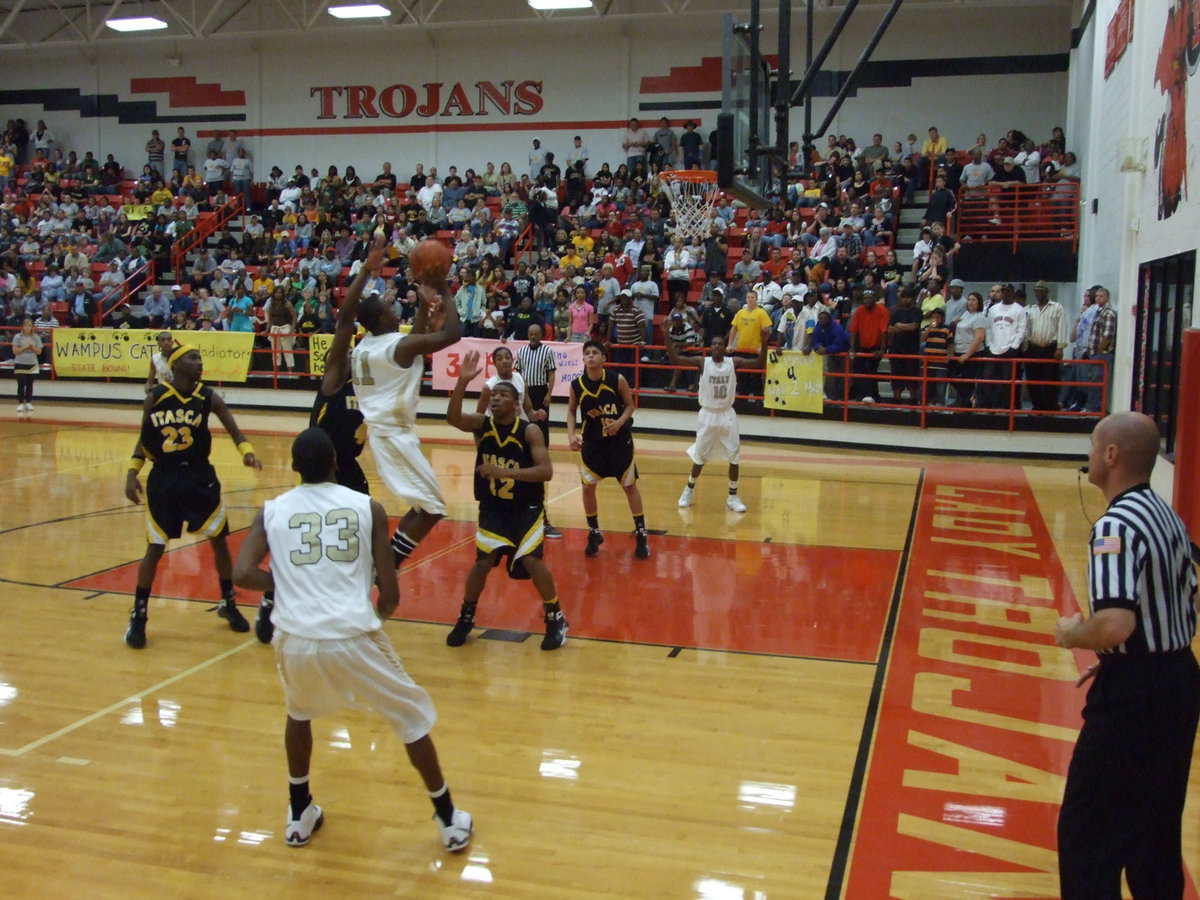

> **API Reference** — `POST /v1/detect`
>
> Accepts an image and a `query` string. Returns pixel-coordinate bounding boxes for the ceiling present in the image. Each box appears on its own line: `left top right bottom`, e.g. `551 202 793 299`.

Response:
0 0 1075 51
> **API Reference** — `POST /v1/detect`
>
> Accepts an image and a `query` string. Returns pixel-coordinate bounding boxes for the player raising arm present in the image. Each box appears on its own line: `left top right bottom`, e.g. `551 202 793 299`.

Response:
349 241 461 573
444 349 567 650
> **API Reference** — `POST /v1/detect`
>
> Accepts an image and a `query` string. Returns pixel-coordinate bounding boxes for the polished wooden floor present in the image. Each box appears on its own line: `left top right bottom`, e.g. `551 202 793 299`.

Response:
1 400 1198 898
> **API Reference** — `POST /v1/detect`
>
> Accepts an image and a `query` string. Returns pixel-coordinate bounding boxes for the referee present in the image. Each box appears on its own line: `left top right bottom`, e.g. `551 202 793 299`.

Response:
515 323 561 538
1055 412 1200 899
515 323 556 449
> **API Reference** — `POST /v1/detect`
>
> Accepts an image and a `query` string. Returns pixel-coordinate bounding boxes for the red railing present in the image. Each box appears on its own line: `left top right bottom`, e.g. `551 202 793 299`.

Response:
512 223 538 269
954 182 1080 252
171 195 244 279
93 258 157 326
15 327 1108 431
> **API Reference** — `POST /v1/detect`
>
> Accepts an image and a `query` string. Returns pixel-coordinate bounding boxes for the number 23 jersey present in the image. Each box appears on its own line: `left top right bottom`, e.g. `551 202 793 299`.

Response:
140 383 215 466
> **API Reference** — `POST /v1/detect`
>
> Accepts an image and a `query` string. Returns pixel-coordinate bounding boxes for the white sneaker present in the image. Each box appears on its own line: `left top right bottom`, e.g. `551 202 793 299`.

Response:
437 808 473 852
285 801 324 847
16 403 24 412
988 217 1001 225
678 486 695 508
726 495 747 513
24 403 32 412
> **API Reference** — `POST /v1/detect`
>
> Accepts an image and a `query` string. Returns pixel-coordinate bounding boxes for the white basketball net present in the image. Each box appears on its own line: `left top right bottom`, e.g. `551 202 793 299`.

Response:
664 175 719 242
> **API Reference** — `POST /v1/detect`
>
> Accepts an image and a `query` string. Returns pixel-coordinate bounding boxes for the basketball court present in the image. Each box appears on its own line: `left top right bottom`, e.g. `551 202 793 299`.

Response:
4 403 1197 897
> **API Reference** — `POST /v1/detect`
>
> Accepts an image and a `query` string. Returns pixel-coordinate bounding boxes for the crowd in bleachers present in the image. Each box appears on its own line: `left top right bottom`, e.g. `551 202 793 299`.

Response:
2 113 1097 413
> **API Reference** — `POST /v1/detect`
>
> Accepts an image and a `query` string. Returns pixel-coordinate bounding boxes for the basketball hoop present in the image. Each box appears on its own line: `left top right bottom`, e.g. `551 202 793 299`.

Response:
659 169 721 242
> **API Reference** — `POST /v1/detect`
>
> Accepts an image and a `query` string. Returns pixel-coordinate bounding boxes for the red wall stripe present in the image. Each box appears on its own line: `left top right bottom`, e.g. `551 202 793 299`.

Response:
130 76 246 108
195 118 684 139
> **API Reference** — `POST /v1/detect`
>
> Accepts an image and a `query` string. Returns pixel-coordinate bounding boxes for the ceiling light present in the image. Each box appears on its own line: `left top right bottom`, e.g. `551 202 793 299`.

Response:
528 0 594 10
328 4 390 18
104 16 168 32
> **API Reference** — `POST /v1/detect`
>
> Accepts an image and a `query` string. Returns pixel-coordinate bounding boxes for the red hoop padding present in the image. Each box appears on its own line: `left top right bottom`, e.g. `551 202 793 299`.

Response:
659 169 719 185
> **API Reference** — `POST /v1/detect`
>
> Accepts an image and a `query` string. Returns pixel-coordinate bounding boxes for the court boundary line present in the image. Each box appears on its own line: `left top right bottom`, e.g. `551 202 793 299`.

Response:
823 467 926 900
0 638 257 758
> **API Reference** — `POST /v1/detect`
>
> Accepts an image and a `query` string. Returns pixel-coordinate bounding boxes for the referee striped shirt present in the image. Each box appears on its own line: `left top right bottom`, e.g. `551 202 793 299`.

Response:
516 342 556 388
1089 485 1198 654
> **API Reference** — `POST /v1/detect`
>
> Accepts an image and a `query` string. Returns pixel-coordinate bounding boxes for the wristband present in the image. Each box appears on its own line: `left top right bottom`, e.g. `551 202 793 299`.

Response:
237 441 255 457
128 457 145 473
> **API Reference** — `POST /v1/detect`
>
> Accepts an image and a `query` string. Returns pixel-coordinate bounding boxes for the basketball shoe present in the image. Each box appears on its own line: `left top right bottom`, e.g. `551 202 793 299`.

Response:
678 485 695 508
217 596 250 633
585 530 604 557
437 808 473 852
726 495 747 513
542 610 568 651
635 531 650 559
255 597 274 644
446 607 475 647
125 608 147 649
285 801 324 847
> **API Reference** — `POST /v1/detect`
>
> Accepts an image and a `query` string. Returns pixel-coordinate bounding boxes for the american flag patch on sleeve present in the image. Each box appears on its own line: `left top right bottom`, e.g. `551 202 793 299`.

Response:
1092 535 1122 555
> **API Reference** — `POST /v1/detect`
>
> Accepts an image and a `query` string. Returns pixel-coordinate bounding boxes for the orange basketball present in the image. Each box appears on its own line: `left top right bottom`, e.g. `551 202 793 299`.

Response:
409 239 453 285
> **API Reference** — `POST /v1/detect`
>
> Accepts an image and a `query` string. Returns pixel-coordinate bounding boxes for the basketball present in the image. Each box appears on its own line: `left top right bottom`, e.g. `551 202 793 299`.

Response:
409 239 453 285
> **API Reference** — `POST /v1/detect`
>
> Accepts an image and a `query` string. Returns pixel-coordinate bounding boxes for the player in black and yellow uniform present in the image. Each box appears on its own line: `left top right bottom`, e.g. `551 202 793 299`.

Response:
444 349 566 651
123 343 262 649
254 237 384 644
566 339 649 559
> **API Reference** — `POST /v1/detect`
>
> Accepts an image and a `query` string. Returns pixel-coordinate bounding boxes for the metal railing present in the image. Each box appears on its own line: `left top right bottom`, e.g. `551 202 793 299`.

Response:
12 327 1108 431
954 182 1080 252
170 195 245 279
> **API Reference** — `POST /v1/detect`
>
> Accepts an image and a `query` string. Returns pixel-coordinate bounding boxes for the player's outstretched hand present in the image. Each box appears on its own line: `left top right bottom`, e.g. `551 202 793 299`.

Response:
365 233 387 273
458 349 482 383
243 452 263 471
417 283 446 329
125 471 144 505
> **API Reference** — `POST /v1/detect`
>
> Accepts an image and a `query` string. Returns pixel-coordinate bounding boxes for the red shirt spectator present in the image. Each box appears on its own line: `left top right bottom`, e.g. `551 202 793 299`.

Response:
849 297 891 351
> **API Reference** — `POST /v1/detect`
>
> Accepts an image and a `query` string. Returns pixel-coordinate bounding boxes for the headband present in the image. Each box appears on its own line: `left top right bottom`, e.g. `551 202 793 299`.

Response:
168 343 199 367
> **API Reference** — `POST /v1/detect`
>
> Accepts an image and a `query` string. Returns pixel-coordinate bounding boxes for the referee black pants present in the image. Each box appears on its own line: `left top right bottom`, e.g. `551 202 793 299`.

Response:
527 384 550 448
1058 649 1200 899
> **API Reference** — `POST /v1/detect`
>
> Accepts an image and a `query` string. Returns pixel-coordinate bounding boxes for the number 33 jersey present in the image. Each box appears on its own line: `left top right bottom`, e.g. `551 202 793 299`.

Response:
140 383 215 465
263 482 380 639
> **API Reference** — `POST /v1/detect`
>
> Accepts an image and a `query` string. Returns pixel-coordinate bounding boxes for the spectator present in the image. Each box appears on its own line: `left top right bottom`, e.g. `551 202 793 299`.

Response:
950 291 988 408
142 286 171 327
888 287 923 402
923 172 956 228
848 289 890 402
811 308 850 400
230 148 253 210
651 117 678 168
980 283 1028 409
606 288 646 379
1084 286 1117 414
170 127 191 180
1025 280 1069 411
455 267 487 337
1062 287 1099 411
921 308 953 406
622 118 651 170
528 138 547 180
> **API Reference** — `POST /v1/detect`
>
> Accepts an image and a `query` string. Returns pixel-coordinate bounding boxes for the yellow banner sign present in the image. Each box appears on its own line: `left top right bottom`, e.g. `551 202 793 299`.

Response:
764 349 825 414
308 325 411 377
51 329 256 382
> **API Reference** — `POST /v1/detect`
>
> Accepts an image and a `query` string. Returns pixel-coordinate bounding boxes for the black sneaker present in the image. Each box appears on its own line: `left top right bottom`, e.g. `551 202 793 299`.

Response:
218 596 250 633
543 523 563 539
125 608 147 649
541 610 568 651
255 598 275 644
585 530 604 557
635 532 650 559
446 610 475 647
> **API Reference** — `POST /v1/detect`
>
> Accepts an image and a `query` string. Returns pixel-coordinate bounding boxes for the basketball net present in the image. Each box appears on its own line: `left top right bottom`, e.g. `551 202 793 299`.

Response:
660 170 720 242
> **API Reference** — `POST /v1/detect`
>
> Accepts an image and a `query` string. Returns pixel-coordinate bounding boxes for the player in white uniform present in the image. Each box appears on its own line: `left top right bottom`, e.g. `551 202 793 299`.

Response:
344 263 461 569
665 331 768 513
145 330 174 393
233 428 472 852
